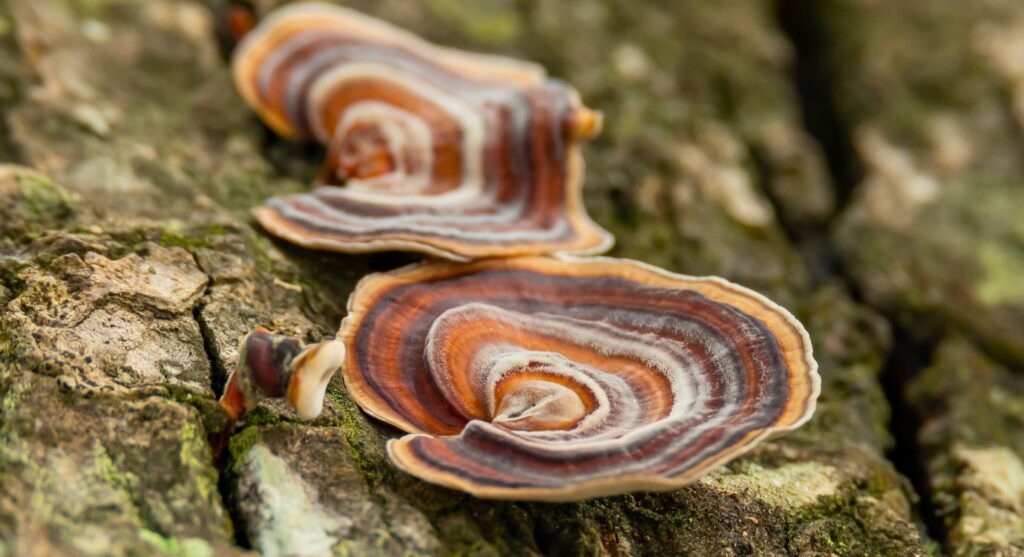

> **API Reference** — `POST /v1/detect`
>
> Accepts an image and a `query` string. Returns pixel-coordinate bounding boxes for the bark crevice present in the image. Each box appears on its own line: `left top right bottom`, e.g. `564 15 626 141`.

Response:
775 0 862 210
774 0 944 546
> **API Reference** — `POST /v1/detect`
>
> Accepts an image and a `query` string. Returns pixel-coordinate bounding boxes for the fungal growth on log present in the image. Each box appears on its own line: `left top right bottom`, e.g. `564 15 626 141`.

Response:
338 256 819 501
232 2 613 261
220 327 345 421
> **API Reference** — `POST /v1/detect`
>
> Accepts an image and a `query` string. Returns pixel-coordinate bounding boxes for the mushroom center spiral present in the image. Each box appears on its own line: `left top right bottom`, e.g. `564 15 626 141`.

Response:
425 303 690 441
492 374 587 432
324 100 440 196
307 67 487 203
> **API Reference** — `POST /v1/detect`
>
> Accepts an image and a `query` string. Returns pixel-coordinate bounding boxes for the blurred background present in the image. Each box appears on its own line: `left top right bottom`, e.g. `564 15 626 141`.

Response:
0 1 1021 555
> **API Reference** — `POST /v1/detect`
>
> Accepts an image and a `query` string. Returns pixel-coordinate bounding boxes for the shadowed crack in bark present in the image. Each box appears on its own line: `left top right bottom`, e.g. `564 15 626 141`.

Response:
775 0 863 211
878 330 946 547
774 0 942 546
195 301 229 400
187 258 253 549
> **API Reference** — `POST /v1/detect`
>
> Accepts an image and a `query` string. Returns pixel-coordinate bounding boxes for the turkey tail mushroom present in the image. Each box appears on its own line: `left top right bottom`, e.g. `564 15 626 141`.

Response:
337 256 820 501
227 3 818 502
231 2 612 261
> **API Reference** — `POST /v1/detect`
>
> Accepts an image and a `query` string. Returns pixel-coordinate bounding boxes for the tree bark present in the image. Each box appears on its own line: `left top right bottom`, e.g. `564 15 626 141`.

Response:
0 0 1019 555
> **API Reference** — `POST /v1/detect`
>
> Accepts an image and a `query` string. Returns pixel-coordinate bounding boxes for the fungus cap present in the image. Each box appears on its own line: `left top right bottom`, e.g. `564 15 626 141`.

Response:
232 2 612 261
339 256 819 501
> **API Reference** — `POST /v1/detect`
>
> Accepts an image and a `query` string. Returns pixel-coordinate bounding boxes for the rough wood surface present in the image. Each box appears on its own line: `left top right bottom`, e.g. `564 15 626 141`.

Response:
0 0 1020 555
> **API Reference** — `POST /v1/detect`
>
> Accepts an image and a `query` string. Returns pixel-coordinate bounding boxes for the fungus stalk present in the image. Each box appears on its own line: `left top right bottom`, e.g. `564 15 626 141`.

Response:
219 328 345 421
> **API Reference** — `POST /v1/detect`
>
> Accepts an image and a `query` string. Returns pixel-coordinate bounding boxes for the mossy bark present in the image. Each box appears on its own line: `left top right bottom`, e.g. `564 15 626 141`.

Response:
798 0 1024 554
0 0 1013 555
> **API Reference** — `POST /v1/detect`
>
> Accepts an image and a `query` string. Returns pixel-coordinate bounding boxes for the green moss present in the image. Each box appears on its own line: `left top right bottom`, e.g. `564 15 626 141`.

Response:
712 461 842 510
331 528 417 557
908 337 1024 457
784 491 850 529
237 406 287 428
324 390 389 488
0 372 30 420
0 321 20 378
23 441 141 544
423 0 521 44
59 0 119 16
157 225 232 253
2 171 76 241
161 385 230 434
227 426 263 464
199 167 307 219
138 529 214 557
0 263 27 300
976 242 1024 306
247 230 306 284
836 173 1024 361
432 514 500 557
89 443 139 495
16 174 75 220
177 420 222 517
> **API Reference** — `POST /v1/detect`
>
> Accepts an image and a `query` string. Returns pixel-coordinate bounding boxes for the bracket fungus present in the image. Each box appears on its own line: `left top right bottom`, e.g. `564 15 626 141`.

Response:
232 2 612 261
218 3 821 502
337 256 819 501
219 327 345 421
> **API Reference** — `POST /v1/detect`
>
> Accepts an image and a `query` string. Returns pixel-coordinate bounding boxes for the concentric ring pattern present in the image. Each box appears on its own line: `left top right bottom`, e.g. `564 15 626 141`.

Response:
340 256 819 501
232 3 612 261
